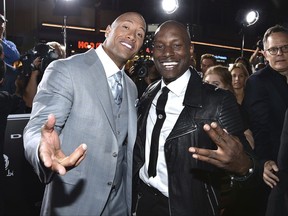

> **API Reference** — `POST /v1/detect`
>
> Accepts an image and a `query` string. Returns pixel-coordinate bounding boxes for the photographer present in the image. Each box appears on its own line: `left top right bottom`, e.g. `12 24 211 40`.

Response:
0 14 20 67
0 43 18 94
130 58 160 98
22 56 42 109
21 41 65 112
249 39 266 72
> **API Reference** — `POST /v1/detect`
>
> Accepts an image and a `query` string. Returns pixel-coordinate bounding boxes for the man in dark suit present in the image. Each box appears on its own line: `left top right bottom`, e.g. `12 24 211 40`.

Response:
243 24 288 215
264 108 288 216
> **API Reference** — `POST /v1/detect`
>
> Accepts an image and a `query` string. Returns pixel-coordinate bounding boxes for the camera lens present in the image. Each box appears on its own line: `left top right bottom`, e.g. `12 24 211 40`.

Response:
137 66 148 78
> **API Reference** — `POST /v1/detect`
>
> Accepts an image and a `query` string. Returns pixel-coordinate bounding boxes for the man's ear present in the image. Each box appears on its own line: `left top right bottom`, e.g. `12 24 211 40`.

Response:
105 25 111 38
262 50 267 59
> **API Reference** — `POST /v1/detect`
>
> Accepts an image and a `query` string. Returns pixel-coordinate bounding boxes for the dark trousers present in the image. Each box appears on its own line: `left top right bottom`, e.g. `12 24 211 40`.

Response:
135 181 169 216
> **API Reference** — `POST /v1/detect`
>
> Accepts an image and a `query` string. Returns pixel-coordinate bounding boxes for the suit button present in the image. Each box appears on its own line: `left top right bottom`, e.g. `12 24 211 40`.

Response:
158 114 164 119
112 152 118 157
117 131 120 135
107 182 113 186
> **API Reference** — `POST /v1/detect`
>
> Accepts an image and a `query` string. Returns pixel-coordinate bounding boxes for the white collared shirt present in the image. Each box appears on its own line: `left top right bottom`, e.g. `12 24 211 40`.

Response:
95 44 124 87
139 69 191 197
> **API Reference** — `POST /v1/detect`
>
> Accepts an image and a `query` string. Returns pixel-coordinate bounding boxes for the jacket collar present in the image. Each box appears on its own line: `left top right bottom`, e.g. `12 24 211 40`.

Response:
144 67 204 108
183 67 203 108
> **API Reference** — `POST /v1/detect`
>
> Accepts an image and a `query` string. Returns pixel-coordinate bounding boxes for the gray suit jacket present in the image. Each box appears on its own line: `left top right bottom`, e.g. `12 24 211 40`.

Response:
23 49 138 215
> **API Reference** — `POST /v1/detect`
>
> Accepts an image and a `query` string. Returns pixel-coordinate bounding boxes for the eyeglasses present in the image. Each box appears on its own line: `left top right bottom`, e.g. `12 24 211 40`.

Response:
266 45 288 55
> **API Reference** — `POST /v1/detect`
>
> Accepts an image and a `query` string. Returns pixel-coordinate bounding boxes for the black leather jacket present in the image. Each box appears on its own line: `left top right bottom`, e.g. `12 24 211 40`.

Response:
133 68 249 216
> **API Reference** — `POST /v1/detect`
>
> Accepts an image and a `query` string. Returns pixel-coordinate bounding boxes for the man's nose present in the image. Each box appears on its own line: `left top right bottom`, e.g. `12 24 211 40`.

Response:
163 46 174 56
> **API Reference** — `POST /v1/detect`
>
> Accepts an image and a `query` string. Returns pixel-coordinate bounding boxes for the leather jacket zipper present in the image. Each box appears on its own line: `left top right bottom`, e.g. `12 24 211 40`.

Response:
204 183 217 216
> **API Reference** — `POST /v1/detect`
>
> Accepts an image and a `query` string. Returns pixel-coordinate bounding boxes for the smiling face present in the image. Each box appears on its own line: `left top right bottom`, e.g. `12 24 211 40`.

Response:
102 12 146 69
152 21 193 84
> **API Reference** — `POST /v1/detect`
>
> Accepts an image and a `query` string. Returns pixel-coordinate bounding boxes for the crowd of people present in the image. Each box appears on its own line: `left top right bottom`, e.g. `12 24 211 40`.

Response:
1 10 288 216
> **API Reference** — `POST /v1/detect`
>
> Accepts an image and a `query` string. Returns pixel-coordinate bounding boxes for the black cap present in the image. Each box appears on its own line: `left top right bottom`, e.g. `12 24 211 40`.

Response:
0 14 7 23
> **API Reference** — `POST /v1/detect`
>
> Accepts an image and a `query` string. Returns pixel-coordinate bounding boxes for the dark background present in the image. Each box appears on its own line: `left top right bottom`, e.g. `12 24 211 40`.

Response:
2 0 288 47
111 0 288 64
106 0 288 48
0 1 287 214
1 0 288 66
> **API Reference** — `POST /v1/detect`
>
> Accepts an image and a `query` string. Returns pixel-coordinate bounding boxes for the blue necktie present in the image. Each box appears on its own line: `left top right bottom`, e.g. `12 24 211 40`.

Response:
112 71 123 105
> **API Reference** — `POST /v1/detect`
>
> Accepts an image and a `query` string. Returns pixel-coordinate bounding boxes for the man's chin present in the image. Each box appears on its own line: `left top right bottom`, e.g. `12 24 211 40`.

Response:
162 76 177 84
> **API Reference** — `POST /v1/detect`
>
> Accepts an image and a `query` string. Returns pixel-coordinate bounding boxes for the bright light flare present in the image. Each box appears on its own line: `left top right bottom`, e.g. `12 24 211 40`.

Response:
162 0 179 14
245 10 259 26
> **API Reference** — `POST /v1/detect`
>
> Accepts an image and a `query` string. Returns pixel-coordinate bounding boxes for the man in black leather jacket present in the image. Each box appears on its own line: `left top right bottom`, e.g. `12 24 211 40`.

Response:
133 20 258 216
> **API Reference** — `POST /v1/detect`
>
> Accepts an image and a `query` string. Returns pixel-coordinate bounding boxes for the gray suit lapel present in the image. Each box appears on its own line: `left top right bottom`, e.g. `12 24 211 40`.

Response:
86 49 116 133
123 74 137 147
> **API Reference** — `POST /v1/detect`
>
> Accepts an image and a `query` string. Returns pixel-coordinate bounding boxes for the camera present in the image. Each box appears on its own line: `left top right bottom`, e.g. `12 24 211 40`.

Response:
18 43 59 79
134 58 154 78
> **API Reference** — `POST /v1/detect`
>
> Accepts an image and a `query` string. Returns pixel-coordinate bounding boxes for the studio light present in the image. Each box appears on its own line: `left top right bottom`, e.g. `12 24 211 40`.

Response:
162 0 179 14
245 10 259 27
240 9 259 57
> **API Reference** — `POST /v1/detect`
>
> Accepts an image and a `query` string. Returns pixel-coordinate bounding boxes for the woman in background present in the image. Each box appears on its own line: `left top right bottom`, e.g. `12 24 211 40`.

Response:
203 65 234 92
203 65 238 214
204 64 255 216
229 63 254 148
204 64 254 148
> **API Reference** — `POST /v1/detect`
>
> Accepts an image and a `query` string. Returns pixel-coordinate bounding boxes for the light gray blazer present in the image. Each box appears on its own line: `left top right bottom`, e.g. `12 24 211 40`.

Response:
23 49 138 215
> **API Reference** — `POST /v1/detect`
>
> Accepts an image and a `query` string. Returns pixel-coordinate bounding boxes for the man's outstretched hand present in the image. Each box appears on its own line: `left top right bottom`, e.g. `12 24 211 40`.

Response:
38 114 87 175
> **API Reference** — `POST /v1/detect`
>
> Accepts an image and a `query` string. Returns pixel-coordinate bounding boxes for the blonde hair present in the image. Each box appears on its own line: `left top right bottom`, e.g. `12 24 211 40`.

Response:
229 63 249 78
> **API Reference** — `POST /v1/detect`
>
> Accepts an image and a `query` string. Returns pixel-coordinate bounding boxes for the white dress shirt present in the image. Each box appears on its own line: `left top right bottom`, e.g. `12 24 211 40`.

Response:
139 69 191 197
